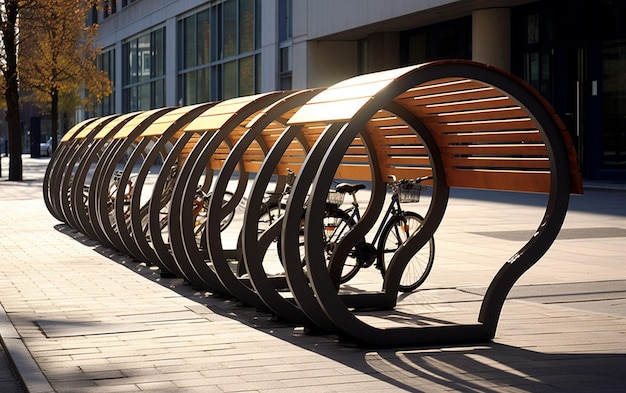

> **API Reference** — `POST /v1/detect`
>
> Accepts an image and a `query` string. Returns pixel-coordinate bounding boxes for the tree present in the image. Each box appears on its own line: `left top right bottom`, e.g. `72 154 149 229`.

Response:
0 0 25 181
19 0 111 153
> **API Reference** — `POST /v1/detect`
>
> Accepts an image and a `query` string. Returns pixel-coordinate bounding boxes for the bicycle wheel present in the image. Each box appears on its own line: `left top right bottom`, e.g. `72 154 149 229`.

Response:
192 197 208 250
320 208 360 284
378 211 434 292
219 191 235 231
259 203 286 269
258 202 285 234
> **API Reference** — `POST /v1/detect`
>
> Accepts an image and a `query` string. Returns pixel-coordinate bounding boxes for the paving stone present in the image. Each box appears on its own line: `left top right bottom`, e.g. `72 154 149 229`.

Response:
0 156 625 392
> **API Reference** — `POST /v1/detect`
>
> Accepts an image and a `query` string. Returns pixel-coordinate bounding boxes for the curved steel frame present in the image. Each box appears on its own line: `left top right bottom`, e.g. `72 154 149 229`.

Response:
43 60 582 347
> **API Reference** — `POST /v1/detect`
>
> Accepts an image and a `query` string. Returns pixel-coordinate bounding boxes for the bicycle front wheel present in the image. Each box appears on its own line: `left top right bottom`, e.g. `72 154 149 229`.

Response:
378 212 434 292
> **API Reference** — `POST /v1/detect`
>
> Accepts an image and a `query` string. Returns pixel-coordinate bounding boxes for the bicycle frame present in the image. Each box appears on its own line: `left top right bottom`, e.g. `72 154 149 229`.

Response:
326 189 406 267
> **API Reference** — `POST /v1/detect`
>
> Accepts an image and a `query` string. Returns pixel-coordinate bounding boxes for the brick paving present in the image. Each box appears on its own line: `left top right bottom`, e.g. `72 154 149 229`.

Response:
0 155 625 392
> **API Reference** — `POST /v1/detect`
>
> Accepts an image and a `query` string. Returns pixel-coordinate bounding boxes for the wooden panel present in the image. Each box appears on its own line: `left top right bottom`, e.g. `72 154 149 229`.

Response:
444 144 548 157
140 107 197 137
93 112 139 140
410 87 504 107
74 115 118 139
378 135 424 145
179 132 206 163
413 96 516 114
445 169 551 193
185 113 234 132
449 156 550 169
440 130 543 144
406 79 486 97
276 163 303 175
428 106 527 122
379 167 433 183
385 156 431 167
242 160 263 173
288 67 426 125
287 97 372 124
113 109 165 139
62 118 99 142
334 164 372 181
436 118 537 133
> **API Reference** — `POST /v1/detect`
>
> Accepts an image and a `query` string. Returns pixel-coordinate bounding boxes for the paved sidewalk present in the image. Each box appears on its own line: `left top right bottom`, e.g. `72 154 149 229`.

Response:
0 155 625 392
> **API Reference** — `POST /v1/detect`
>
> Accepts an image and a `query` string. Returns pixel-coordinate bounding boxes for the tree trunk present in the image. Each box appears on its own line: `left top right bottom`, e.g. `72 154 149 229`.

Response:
3 1 22 181
51 89 59 152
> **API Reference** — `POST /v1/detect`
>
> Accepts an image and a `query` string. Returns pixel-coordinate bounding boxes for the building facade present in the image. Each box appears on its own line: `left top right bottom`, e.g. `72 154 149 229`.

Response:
91 0 626 181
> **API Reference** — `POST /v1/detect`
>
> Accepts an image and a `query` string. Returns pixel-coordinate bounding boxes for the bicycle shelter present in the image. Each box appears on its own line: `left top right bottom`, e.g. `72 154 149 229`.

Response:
44 60 582 347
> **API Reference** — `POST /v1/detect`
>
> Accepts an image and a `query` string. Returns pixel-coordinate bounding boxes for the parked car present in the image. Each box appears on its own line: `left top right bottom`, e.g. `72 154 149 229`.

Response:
40 137 53 157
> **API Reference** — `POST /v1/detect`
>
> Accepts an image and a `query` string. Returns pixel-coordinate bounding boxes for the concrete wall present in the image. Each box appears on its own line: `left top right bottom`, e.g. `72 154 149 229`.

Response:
303 0 458 40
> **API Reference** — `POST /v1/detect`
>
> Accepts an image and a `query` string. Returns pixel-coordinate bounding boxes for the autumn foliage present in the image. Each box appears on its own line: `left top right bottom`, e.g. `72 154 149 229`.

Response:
19 0 111 151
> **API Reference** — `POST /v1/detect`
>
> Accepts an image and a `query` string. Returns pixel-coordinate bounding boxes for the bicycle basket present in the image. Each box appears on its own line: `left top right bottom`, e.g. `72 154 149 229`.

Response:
398 184 425 203
326 190 345 206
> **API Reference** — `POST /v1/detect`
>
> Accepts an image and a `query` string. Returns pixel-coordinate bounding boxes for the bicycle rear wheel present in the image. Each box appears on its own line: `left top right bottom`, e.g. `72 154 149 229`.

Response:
259 202 286 263
378 212 434 292
219 190 235 231
320 208 360 283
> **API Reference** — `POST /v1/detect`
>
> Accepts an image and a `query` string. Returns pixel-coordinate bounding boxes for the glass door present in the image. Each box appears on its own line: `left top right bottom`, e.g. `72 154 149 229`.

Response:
564 46 587 172
601 39 626 169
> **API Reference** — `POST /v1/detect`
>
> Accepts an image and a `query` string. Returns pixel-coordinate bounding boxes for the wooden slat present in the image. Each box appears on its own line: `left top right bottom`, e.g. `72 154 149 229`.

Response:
449 156 550 169
62 118 100 142
380 167 433 183
445 169 551 193
93 112 139 140
405 79 486 97
435 118 537 133
378 135 425 145
441 130 543 144
385 156 431 166
444 144 548 156
334 164 372 181
414 96 516 114
427 106 527 123
276 163 303 175
242 160 263 173
409 87 504 107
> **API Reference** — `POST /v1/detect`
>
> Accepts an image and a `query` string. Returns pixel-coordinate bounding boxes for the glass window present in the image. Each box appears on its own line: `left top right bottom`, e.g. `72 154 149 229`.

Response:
223 0 237 58
153 79 165 108
198 67 210 103
279 0 292 42
517 9 553 102
239 56 254 96
184 16 196 68
601 39 626 169
399 17 471 66
122 27 166 111
197 9 211 65
97 48 115 116
153 28 165 77
239 0 254 53
177 1 261 104
527 14 539 44
223 60 237 99
138 34 151 82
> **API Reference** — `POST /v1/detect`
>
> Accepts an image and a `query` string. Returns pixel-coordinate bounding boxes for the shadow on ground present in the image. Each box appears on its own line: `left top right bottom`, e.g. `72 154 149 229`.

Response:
51 223 626 391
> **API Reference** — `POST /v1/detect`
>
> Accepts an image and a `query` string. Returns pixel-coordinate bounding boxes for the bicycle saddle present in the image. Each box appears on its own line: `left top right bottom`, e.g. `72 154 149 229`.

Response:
335 183 366 194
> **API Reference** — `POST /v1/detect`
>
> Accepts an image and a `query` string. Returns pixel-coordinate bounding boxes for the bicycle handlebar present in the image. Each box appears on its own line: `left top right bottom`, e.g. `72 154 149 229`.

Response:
388 175 433 185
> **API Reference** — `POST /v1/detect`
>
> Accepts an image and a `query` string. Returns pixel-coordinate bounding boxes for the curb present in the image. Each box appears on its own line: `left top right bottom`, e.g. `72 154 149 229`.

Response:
0 304 54 393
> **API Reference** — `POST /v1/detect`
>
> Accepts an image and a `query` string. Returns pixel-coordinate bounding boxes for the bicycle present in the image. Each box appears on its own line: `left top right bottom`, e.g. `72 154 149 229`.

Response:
257 168 295 235
320 175 435 292
192 187 235 250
